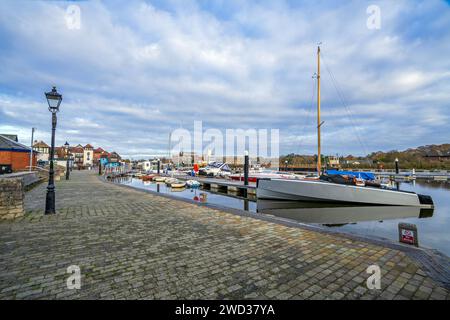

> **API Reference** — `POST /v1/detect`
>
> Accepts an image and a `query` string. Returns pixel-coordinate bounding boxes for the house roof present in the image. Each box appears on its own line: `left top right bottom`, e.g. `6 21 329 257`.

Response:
70 146 84 153
54 147 67 158
0 135 31 152
33 140 50 148
0 134 18 142
84 144 94 149
94 147 105 153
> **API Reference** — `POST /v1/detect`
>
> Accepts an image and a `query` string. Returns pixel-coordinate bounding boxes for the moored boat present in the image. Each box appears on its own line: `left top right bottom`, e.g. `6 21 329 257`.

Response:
186 180 201 188
165 177 178 185
229 169 304 182
170 180 186 188
142 175 155 181
256 45 434 207
257 178 433 206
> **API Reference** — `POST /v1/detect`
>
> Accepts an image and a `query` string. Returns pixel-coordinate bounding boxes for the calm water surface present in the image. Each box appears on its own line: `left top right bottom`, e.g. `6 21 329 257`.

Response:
116 177 450 256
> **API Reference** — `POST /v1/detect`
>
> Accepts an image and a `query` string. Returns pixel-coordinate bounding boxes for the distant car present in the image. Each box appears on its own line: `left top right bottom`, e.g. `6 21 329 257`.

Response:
37 160 46 167
198 162 232 177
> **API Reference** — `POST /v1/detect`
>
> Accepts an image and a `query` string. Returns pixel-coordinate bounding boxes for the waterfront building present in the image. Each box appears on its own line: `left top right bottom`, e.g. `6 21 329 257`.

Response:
32 140 50 163
109 151 121 163
32 140 120 169
137 159 161 171
94 147 108 165
83 144 94 167
171 151 198 166
327 156 340 168
0 134 36 172
71 144 85 168
1 134 18 142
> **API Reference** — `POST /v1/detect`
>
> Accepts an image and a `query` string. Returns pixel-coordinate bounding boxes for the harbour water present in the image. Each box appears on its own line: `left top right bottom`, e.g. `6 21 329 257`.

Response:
116 177 450 256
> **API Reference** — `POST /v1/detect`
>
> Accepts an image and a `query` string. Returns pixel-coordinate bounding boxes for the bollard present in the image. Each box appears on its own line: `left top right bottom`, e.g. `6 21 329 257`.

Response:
243 199 249 211
157 159 160 174
244 151 249 186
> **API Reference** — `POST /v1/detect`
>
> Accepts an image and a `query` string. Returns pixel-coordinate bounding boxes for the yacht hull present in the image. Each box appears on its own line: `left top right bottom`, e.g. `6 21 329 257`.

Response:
256 179 433 207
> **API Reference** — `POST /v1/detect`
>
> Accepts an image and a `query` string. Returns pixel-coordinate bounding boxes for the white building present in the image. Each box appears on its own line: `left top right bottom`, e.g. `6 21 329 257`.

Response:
138 159 160 172
83 144 94 167
32 140 50 162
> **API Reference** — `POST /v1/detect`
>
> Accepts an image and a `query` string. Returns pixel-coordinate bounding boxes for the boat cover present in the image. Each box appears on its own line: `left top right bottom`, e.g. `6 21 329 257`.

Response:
325 170 376 181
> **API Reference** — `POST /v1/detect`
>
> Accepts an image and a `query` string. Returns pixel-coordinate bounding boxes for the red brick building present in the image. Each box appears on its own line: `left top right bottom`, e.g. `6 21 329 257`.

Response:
0 135 36 172
93 147 109 165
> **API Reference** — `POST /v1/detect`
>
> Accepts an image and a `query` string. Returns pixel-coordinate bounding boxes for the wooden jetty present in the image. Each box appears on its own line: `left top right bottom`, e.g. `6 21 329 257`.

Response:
175 176 256 197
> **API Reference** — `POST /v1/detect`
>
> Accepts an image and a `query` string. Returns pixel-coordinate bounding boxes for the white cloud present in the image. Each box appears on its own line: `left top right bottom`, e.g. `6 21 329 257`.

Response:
0 0 449 158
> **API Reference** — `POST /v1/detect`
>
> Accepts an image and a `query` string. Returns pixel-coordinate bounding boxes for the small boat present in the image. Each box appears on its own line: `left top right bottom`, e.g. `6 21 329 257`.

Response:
186 180 201 188
170 180 186 188
142 175 155 181
153 176 166 182
165 177 178 185
198 162 232 177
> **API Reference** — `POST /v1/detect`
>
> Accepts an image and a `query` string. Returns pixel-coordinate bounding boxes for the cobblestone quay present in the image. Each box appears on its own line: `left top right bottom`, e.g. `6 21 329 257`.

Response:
0 170 448 299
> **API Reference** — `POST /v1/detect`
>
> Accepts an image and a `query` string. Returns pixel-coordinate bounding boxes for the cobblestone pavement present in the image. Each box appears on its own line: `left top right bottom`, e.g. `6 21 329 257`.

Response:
0 171 449 300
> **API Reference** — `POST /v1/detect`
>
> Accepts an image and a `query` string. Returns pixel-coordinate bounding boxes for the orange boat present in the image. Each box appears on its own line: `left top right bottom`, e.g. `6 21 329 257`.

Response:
142 175 155 181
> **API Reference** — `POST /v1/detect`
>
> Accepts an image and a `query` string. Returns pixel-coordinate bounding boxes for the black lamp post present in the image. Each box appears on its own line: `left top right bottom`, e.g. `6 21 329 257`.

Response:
45 86 62 214
64 141 70 180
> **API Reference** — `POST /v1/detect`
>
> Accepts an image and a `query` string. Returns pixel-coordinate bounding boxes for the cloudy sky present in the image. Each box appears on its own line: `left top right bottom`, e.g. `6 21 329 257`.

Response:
0 0 449 159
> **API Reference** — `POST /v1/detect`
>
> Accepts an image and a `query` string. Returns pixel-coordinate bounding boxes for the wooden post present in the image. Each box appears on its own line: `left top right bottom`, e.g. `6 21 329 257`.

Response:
244 150 249 198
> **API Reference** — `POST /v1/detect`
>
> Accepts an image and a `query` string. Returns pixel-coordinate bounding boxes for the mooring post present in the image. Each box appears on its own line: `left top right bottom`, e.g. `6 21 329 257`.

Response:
244 150 249 186
244 150 249 198
395 158 399 174
243 199 249 211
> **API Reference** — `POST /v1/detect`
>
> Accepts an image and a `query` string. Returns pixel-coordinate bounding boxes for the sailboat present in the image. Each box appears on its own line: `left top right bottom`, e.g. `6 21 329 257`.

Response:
256 46 434 207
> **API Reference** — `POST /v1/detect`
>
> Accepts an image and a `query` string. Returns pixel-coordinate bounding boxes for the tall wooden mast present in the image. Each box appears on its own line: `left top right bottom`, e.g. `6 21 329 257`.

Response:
317 45 322 174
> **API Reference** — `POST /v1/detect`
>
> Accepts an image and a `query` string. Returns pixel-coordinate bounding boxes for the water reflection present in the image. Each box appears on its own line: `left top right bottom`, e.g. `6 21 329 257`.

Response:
115 177 257 211
256 200 434 226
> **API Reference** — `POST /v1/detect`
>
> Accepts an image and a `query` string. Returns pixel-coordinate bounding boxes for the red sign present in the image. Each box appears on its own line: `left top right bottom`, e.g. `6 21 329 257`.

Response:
401 229 414 244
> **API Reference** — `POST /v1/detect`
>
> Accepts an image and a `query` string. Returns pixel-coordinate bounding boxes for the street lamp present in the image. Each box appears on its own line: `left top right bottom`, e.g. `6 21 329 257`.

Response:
64 141 70 180
44 86 62 214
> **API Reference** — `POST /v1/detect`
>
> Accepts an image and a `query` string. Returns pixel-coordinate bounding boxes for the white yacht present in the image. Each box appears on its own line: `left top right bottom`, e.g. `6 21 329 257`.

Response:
256 45 434 207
